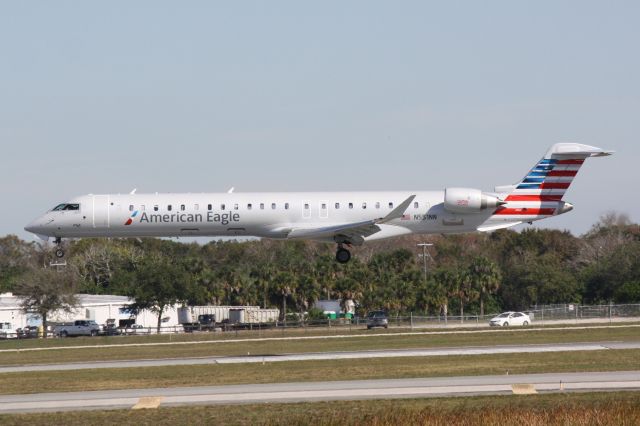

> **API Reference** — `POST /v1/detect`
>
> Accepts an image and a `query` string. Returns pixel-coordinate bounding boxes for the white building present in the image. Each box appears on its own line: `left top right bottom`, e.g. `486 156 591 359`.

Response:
0 293 181 329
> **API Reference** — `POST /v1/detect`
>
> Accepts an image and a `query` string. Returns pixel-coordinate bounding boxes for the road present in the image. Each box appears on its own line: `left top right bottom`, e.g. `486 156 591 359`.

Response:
1 341 639 373
0 371 639 413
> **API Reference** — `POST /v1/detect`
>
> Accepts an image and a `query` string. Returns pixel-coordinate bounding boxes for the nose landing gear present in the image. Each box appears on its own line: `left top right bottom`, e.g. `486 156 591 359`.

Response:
335 244 351 264
54 237 65 258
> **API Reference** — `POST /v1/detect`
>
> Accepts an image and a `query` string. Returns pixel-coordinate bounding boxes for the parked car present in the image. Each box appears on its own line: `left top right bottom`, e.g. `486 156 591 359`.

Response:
17 326 39 338
123 324 147 335
54 320 101 337
101 324 122 336
0 322 19 339
489 311 531 327
366 310 389 329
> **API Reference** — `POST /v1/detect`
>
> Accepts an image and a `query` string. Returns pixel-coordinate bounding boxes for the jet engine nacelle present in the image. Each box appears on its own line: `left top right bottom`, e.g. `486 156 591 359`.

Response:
444 187 504 214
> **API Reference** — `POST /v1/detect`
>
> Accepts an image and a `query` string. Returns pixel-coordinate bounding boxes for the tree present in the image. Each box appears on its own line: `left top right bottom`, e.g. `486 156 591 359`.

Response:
468 256 502 317
0 235 36 292
117 253 191 333
15 267 79 338
453 270 477 322
271 271 295 321
431 267 459 322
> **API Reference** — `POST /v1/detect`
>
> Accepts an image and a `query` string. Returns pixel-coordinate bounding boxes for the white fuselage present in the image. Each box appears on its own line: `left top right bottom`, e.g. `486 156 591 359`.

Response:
25 191 516 243
25 143 611 253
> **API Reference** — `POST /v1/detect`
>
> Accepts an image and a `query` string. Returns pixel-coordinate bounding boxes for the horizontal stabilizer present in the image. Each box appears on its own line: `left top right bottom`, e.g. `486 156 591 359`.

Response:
546 143 613 158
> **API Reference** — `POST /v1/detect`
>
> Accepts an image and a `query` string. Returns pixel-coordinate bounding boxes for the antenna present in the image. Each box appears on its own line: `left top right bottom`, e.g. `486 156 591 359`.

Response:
227 187 234 194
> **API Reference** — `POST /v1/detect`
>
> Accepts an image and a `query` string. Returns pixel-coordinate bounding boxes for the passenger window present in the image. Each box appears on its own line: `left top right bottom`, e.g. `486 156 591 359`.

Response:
168 205 172 211
321 203 326 209
248 204 252 210
260 203 264 210
285 203 289 210
349 203 353 209
194 204 199 210
335 203 340 209
389 202 394 209
154 205 159 211
271 203 276 210
129 205 134 211
180 205 186 211
375 202 380 209
304 203 309 210
362 202 367 209
234 203 239 210
140 205 145 211
207 204 212 211
221 204 225 210
414 202 419 209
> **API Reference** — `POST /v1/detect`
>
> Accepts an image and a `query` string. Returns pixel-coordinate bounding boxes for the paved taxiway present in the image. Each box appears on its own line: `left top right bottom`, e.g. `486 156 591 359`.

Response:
0 371 639 413
1 341 638 374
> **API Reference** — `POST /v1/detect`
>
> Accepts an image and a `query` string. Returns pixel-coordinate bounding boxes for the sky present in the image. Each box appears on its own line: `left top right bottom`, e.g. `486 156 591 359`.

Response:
1 1 638 241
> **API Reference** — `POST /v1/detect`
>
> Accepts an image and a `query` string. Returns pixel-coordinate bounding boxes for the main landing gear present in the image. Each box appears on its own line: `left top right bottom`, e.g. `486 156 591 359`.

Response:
54 237 65 259
335 244 351 264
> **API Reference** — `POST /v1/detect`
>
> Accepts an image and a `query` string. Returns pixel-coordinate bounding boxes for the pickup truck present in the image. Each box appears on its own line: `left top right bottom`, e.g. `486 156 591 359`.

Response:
54 320 101 337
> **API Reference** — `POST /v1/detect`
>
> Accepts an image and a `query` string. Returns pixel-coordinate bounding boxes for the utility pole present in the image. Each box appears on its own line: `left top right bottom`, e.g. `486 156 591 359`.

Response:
417 243 433 281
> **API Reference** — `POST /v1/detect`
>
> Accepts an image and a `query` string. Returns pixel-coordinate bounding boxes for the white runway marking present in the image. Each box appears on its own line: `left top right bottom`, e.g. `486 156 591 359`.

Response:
0 371 638 413
0 341 638 374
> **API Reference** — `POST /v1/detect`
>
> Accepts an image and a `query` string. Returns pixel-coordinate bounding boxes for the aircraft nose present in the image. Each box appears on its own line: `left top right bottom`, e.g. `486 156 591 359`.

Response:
24 219 41 234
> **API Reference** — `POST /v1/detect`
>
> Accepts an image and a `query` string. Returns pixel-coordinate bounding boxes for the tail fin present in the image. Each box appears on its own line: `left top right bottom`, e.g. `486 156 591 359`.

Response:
499 143 612 202
488 143 612 222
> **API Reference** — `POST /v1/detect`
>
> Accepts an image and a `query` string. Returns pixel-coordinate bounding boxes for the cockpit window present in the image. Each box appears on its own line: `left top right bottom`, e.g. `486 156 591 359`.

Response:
52 203 80 211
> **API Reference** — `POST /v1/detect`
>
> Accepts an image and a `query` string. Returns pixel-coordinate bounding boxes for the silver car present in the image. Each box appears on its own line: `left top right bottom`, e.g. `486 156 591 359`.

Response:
366 311 389 329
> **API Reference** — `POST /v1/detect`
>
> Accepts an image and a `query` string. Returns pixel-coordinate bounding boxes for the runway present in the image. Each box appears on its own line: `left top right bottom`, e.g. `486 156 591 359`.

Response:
0 371 639 413
1 340 638 374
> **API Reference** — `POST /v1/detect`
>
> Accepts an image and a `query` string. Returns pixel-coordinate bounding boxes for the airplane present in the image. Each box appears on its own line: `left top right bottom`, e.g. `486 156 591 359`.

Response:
25 143 612 263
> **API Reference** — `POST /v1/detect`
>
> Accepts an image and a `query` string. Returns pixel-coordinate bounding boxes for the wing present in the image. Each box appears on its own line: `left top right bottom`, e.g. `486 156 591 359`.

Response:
286 195 416 245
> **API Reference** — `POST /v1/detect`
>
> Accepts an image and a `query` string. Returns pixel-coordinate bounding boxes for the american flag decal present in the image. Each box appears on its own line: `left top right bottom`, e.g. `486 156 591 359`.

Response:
401 214 411 220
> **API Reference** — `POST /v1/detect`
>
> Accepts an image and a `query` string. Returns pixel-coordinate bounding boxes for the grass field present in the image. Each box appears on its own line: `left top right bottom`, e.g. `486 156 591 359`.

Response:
1 349 638 395
0 324 638 366
1 391 639 425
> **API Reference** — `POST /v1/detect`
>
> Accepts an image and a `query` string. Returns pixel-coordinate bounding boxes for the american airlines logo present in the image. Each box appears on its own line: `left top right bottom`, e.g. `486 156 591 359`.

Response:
126 211 241 226
124 211 138 226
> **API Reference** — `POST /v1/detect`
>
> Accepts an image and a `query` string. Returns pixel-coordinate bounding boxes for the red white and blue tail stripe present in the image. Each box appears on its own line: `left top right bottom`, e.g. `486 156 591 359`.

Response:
489 143 612 222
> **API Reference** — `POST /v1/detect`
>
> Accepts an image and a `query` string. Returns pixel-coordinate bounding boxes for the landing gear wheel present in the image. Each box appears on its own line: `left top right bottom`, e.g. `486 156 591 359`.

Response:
336 248 351 264
55 248 65 258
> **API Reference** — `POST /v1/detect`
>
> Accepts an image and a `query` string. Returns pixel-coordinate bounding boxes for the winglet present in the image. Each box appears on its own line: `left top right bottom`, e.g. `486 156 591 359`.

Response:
129 188 137 195
377 195 416 224
227 187 235 194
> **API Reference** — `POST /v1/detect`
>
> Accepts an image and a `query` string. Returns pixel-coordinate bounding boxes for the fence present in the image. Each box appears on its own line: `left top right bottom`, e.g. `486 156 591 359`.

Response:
1 304 639 339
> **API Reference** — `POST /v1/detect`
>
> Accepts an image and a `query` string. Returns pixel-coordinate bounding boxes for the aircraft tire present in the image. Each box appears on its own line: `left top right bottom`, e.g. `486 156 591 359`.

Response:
336 248 351 263
55 249 65 258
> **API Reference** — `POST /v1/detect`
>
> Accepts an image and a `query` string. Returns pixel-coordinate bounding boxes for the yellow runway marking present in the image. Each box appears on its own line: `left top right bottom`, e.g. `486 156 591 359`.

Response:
511 384 537 395
132 396 163 409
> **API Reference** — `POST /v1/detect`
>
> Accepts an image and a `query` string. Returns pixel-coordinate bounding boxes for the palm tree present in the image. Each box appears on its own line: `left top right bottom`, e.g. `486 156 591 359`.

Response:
432 268 459 323
469 256 502 317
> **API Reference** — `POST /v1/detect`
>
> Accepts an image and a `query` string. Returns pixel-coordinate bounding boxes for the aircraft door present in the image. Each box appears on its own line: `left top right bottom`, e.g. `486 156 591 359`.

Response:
92 195 110 228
